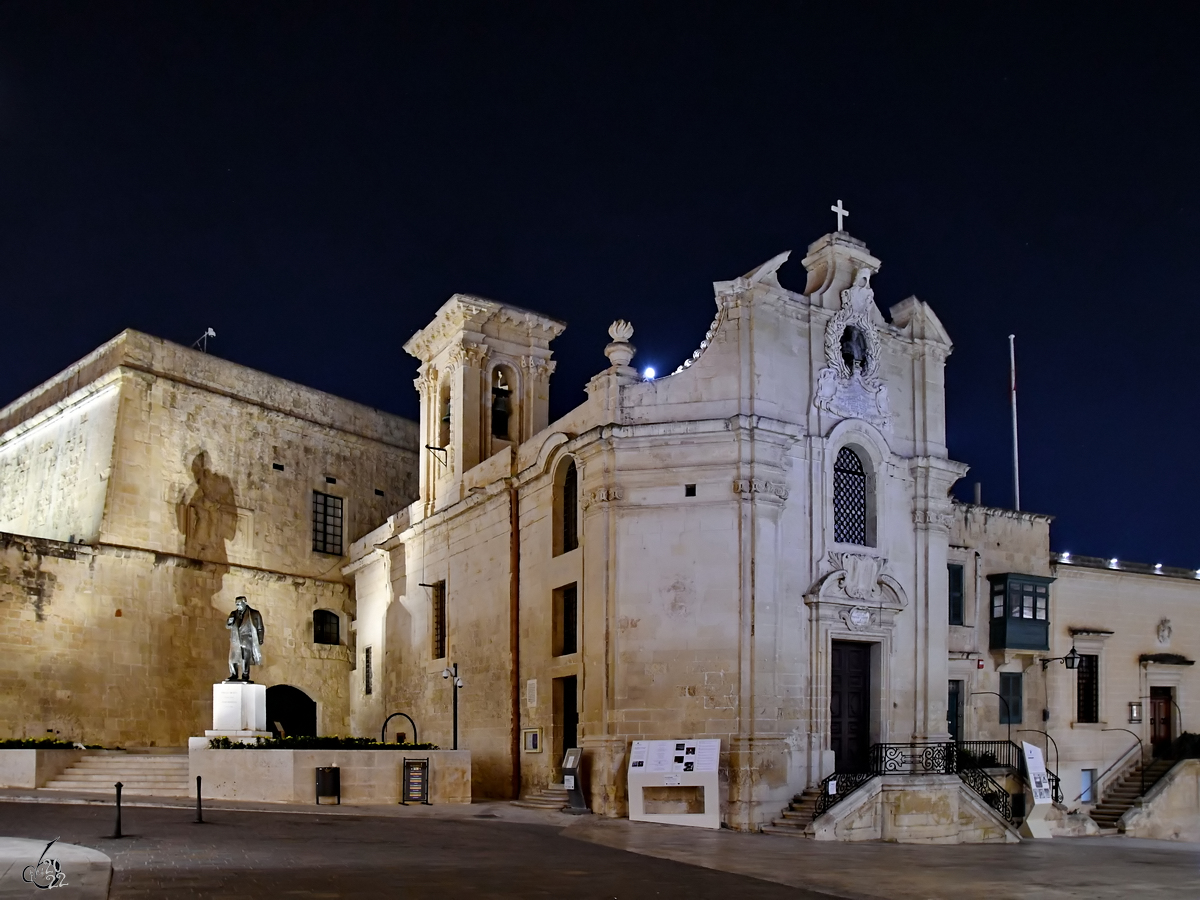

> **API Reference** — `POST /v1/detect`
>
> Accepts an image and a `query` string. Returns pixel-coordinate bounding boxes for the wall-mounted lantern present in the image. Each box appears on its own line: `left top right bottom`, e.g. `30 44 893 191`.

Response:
1128 701 1143 725
1041 645 1081 671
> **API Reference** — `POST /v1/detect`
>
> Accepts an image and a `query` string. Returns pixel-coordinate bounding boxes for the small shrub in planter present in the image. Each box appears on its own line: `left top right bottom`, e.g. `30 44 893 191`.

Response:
0 737 92 750
208 735 439 750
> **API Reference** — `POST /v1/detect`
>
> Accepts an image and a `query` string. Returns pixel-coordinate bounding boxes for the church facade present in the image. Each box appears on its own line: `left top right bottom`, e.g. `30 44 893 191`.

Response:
1 229 1195 835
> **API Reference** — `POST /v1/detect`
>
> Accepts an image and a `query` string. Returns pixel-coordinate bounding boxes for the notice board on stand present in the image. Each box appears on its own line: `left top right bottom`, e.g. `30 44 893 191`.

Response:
627 739 721 830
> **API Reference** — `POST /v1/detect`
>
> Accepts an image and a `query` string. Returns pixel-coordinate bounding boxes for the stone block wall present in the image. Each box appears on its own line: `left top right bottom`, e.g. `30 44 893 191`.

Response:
0 533 354 747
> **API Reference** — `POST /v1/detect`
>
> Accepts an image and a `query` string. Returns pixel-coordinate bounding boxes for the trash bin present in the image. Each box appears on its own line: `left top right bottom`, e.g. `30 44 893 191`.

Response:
316 766 340 805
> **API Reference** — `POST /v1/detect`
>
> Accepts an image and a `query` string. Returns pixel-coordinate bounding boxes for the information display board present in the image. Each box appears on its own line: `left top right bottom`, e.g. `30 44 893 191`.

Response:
627 739 721 829
1019 741 1053 839
401 758 431 805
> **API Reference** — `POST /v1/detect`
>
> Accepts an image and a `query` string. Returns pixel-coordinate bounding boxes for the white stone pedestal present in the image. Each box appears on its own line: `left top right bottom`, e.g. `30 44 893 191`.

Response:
198 682 271 746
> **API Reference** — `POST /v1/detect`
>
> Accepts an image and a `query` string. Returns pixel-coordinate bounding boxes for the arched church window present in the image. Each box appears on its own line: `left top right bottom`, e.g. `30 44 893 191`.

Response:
313 609 339 645
833 446 868 545
553 458 579 555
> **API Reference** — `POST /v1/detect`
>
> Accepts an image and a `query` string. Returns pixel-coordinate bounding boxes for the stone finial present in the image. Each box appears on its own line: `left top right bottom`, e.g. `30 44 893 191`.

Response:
604 320 636 369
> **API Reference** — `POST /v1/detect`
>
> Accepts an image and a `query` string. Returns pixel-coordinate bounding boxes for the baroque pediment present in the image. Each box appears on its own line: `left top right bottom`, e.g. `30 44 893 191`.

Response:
812 269 892 431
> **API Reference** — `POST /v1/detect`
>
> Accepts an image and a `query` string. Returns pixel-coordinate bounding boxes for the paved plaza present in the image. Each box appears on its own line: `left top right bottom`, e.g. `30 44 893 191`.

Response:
0 795 1198 899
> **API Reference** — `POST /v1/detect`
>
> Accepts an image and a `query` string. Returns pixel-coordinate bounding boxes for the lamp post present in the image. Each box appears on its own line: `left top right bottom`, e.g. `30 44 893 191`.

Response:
972 690 1012 746
442 664 464 750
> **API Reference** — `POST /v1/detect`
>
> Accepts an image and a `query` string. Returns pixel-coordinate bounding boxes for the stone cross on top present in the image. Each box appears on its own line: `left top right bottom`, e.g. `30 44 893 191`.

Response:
831 199 849 232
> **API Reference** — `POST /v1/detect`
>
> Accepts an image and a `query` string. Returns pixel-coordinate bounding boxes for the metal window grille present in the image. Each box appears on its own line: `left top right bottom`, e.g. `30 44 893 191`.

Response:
312 491 344 555
431 581 447 659
562 461 579 552
560 584 578 656
364 646 373 696
948 564 965 626
833 447 867 545
999 672 1023 724
313 610 340 645
1077 654 1099 723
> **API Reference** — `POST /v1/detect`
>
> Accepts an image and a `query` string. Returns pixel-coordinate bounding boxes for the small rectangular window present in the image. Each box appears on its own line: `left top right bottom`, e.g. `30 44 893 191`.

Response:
272 462 285 471
1077 654 1099 723
991 583 1005 619
684 484 696 497
374 488 385 497
948 563 965 626
431 581 447 660
364 646 373 696
554 583 578 656
326 476 337 484
999 672 1023 724
1080 768 1098 803
313 610 339 645
312 491 344 555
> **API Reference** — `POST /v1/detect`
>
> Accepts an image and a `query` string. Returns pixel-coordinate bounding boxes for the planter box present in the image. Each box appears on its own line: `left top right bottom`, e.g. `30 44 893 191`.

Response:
189 748 471 804
0 749 90 788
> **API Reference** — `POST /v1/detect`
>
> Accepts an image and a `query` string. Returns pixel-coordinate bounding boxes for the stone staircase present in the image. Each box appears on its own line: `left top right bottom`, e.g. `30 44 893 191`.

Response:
43 751 190 797
512 783 569 810
1089 757 1176 830
760 788 823 837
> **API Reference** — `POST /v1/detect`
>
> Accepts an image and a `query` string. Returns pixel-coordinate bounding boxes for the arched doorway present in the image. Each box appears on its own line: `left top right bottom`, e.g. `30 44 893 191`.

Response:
266 685 317 738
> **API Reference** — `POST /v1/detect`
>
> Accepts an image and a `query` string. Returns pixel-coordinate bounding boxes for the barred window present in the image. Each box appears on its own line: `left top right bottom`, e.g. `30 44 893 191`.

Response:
313 610 339 645
1077 654 1099 723
312 491 344 555
364 646 373 695
431 581 447 660
833 447 868 545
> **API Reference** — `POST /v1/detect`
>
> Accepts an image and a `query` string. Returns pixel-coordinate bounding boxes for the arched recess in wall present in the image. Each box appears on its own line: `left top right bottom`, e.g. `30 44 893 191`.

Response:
552 455 580 556
266 685 317 738
489 363 519 443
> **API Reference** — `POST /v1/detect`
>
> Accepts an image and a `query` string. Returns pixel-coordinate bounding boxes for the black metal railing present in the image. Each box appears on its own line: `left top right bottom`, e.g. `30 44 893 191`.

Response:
811 740 1062 823
813 770 875 819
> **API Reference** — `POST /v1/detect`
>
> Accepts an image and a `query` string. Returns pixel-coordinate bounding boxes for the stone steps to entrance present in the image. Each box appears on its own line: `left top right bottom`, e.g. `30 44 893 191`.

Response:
1089 759 1176 828
512 784 569 810
43 752 191 797
762 789 822 837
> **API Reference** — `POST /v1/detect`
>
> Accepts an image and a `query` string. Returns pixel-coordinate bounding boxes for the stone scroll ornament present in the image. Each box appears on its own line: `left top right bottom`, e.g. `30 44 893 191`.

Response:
813 268 892 430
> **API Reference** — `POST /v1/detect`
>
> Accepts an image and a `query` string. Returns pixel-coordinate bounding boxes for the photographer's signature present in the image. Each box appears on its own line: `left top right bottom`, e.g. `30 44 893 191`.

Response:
22 838 68 890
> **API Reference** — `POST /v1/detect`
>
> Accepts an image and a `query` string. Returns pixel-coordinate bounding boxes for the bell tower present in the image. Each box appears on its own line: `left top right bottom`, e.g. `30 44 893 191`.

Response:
404 294 565 514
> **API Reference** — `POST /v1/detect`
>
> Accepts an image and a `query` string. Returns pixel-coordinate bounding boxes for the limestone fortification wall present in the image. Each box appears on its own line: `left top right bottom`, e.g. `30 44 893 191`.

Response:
0 374 120 543
0 533 354 747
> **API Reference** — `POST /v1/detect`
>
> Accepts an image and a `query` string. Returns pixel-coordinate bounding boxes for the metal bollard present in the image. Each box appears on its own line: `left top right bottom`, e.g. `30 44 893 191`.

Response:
195 775 203 824
112 782 123 838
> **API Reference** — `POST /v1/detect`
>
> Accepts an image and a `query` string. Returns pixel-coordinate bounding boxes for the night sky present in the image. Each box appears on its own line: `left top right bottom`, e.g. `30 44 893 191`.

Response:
2 2 1198 567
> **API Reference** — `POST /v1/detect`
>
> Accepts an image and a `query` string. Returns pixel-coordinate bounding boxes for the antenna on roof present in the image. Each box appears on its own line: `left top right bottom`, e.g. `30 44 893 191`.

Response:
192 328 216 353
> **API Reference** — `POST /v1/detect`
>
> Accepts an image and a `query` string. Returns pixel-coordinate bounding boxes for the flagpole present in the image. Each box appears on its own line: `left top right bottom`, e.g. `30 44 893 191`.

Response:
1009 334 1020 511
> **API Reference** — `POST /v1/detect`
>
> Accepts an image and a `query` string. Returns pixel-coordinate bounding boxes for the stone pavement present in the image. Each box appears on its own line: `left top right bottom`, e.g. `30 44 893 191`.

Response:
0 793 1198 899
0 837 110 899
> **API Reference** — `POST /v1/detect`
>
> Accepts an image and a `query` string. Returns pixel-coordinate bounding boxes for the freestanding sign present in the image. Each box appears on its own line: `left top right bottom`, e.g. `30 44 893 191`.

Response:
401 758 431 805
627 739 721 830
1019 741 1053 839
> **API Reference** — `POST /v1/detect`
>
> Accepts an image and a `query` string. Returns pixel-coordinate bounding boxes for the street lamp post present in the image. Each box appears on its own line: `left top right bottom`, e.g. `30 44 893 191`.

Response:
442 663 464 750
972 690 1013 746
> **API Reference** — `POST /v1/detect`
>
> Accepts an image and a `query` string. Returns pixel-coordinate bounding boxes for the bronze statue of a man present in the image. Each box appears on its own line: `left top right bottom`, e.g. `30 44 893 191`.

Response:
226 596 265 682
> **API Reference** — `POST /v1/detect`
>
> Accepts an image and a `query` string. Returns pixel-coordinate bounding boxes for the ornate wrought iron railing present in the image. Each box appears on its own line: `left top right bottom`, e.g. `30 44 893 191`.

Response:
813 770 875 819
811 740 1061 823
